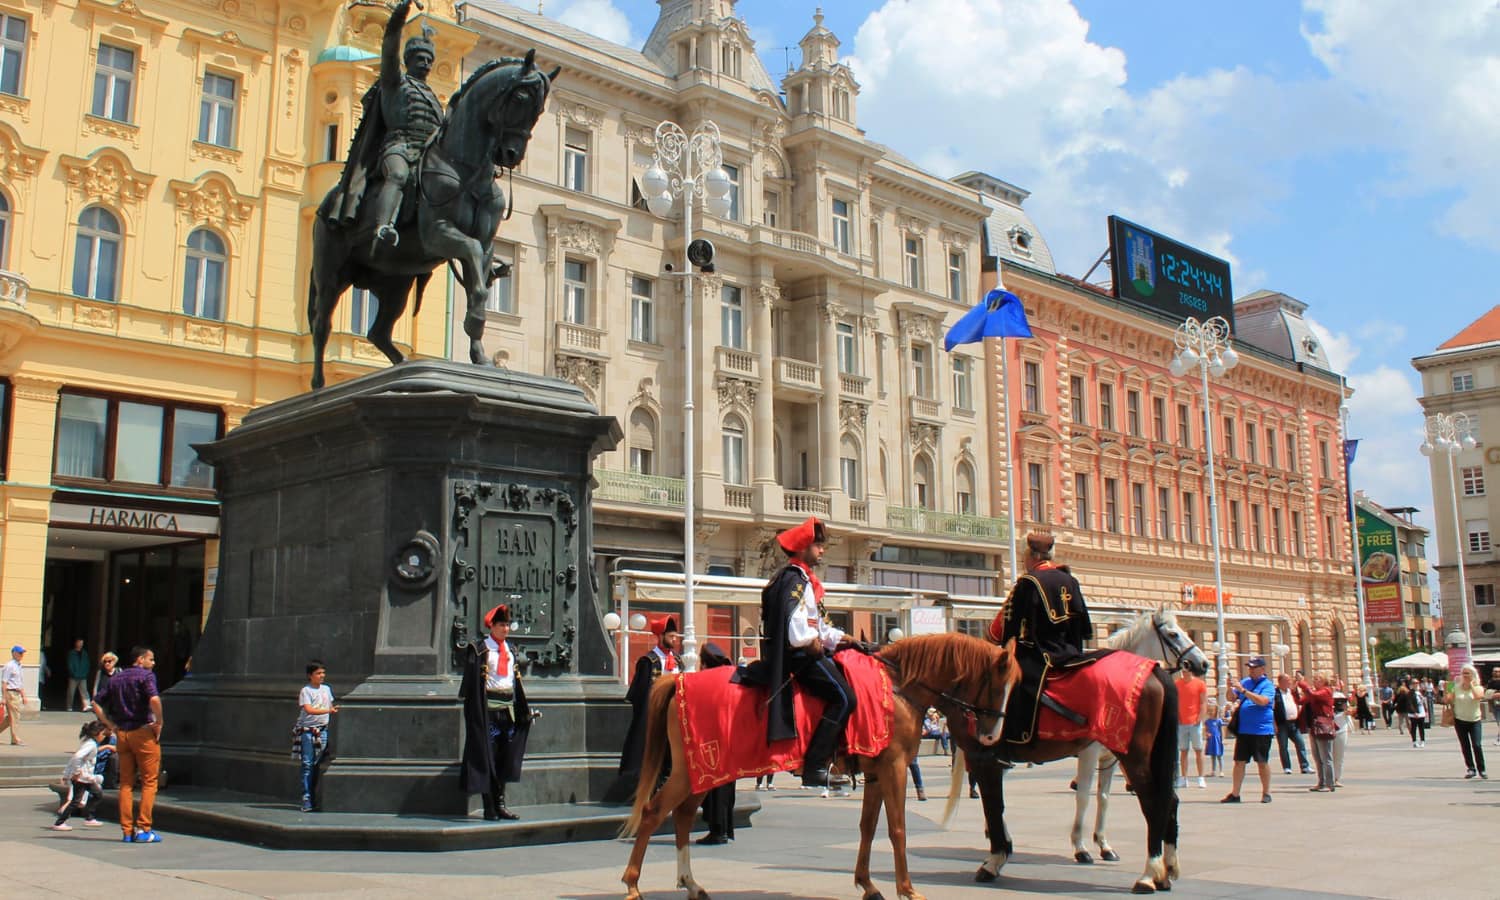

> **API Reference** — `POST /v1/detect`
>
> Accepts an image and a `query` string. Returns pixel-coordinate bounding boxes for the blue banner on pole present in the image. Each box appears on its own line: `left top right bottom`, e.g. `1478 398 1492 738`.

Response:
944 288 1033 351
1344 438 1359 521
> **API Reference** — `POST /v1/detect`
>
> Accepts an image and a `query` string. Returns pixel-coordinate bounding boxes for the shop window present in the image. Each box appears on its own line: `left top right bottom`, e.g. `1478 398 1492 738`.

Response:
54 390 222 490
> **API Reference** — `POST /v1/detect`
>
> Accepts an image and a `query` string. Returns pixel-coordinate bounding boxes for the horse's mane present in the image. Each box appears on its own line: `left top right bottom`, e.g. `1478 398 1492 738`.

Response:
450 57 525 110
882 632 1004 689
1104 609 1161 651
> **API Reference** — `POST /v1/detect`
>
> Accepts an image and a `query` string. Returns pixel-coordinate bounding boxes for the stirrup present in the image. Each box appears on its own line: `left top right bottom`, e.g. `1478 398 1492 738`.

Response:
377 225 400 247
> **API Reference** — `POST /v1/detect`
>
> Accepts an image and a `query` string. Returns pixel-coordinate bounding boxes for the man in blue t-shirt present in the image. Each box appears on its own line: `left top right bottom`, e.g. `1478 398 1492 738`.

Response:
1221 656 1276 804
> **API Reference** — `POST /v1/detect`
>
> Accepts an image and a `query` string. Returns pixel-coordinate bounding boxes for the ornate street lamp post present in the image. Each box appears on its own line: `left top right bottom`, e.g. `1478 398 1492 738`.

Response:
1169 316 1239 695
1421 411 1477 672
641 120 732 673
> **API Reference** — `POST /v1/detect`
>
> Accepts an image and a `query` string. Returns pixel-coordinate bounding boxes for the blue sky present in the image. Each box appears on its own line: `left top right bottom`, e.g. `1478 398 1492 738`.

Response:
540 0 1499 580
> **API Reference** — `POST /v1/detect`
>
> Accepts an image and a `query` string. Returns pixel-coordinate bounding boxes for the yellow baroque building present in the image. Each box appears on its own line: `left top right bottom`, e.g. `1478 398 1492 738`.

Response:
0 0 473 706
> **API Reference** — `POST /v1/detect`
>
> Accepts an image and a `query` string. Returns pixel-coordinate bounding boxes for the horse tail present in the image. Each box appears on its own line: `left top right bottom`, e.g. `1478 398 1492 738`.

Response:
619 676 677 839
940 747 966 830
413 271 432 318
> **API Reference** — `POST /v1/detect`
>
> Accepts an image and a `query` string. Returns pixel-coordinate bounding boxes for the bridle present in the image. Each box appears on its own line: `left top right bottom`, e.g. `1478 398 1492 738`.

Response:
420 68 548 222
882 655 1008 733
1152 615 1200 675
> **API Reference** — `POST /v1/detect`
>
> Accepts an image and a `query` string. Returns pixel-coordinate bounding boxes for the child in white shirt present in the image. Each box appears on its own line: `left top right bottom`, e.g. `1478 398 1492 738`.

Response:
51 720 111 830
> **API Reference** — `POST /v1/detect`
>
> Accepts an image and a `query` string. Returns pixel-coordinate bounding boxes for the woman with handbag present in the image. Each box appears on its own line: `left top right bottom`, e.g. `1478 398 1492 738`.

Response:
1296 673 1337 792
1443 664 1488 779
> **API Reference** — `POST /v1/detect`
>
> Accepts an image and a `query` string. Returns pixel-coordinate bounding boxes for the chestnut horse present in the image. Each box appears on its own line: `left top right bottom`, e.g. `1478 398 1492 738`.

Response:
944 648 1182 893
619 633 1021 900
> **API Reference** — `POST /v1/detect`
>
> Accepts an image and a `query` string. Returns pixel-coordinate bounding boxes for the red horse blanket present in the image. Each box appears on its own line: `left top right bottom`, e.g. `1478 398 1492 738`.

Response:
1034 651 1159 757
676 650 894 794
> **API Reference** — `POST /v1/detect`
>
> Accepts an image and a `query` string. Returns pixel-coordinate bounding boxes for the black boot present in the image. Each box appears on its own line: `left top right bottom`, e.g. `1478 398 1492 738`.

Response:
481 794 500 821
801 716 844 789
495 791 519 821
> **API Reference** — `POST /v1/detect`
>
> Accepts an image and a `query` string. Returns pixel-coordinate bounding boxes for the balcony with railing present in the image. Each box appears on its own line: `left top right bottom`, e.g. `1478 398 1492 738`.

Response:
774 357 821 396
556 320 608 358
593 468 685 510
909 395 943 423
751 224 829 258
887 506 1009 543
724 485 753 510
715 346 759 379
838 372 870 400
784 489 831 517
0 270 29 307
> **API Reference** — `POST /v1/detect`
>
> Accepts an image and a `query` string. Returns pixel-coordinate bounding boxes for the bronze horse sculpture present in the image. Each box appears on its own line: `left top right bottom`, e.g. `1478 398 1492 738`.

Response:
619 633 1021 900
307 50 558 389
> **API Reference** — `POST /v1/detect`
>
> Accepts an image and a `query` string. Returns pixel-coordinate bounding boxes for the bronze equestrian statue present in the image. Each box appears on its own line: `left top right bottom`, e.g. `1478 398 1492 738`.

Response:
310 0 558 389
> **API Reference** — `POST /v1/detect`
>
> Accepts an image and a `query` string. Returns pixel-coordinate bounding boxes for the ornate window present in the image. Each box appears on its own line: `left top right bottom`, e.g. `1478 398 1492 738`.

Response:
1028 463 1045 521
1152 397 1166 441
956 460 976 515
836 321 857 375
953 356 974 411
0 190 10 268
831 198 851 254
563 127 588 192
630 276 654 343
563 259 589 324
485 242 516 314
1023 361 1040 412
1099 384 1115 431
1131 482 1146 535
1104 477 1120 532
1070 376 1086 423
1223 416 1237 458
722 163 740 221
1127 390 1142 436
92 43 136 122
722 414 747 486
913 454 933 509
720 284 744 349
1177 402 1191 448
903 237 921 289
182 228 227 320
199 72 238 148
911 344 932 399
0 14 26 97
1183 491 1198 543
1074 473 1091 529
840 436 861 499
947 251 964 302
72 207 122 301
1156 486 1171 538
763 190 780 228
628 408 656 475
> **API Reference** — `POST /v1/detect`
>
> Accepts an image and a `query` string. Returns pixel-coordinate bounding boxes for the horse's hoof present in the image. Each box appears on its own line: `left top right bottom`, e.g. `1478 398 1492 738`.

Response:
1132 880 1156 894
1101 849 1121 862
863 892 885 900
1074 850 1094 864
1156 880 1172 892
974 867 997 884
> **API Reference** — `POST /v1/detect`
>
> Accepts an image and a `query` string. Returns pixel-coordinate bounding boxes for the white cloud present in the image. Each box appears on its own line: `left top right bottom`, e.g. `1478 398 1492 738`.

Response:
1303 0 1500 250
547 0 634 47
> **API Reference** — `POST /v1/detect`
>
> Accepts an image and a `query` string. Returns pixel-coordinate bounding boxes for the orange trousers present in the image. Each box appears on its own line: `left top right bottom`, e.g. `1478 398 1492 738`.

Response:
116 726 160 836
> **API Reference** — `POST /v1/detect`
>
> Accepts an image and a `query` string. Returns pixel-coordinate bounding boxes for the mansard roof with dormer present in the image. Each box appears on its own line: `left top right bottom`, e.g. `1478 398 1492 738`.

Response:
643 0 779 94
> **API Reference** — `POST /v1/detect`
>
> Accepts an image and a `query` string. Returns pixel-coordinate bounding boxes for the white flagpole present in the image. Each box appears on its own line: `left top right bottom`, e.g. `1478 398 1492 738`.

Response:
996 264 1018 583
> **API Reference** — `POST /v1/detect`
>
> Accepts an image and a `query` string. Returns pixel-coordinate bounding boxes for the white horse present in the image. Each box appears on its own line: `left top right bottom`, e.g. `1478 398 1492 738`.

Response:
1070 609 1208 867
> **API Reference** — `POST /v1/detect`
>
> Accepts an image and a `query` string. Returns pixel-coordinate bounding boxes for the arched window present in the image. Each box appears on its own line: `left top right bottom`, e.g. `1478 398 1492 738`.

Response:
1298 620 1312 676
183 228 227 320
722 415 746 486
1331 620 1347 683
955 461 976 516
73 206 121 301
913 454 933 509
628 407 656 475
839 436 860 499
0 191 11 268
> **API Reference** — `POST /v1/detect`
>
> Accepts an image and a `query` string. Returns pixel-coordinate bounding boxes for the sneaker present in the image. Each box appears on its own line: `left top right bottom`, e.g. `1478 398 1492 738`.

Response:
1174 777 1187 788
82 819 103 828
1261 794 1273 803
1465 771 1477 779
1283 768 1293 775
50 823 73 831
132 830 162 843
1196 776 1206 789
1481 773 1489 780
121 833 135 843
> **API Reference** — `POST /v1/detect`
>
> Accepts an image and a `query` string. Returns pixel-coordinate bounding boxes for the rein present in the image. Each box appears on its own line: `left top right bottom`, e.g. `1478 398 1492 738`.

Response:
878 654 1007 720
1150 619 1193 674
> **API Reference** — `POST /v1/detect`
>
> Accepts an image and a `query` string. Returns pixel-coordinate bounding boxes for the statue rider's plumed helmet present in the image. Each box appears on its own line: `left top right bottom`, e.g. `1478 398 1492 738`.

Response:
404 26 436 65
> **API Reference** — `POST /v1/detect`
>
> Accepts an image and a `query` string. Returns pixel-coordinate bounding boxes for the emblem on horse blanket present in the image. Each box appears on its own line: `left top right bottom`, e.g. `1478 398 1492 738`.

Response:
1033 651 1159 756
675 649 893 794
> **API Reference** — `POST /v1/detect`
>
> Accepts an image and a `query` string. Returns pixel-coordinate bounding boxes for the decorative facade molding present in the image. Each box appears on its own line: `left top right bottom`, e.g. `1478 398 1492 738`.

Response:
74 304 119 331
839 400 868 432
716 374 756 412
559 221 601 255
59 150 155 212
0 126 46 184
909 422 940 453
169 173 256 233
754 280 781 307
554 353 603 400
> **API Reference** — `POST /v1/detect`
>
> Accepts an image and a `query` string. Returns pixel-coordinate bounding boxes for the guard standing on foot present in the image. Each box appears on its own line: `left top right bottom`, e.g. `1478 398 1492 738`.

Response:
460 604 533 820
735 516 856 790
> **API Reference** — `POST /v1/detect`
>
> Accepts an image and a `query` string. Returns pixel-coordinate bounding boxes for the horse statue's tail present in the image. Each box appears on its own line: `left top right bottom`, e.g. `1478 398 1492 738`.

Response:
619 675 677 839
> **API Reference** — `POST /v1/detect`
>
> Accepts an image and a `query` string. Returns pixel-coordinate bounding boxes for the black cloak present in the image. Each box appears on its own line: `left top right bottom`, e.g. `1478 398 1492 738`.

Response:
731 563 805 743
459 641 532 792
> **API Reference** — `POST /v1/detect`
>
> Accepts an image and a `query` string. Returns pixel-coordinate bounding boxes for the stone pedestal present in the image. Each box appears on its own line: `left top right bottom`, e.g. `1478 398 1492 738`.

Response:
163 361 625 814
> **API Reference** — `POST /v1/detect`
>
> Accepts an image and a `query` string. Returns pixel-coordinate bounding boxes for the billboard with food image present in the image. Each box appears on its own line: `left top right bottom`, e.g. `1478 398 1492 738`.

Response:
1356 506 1402 622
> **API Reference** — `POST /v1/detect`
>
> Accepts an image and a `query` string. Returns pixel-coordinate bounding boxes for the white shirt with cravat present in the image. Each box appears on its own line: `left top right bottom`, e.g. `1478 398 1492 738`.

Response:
785 572 844 652
484 636 517 692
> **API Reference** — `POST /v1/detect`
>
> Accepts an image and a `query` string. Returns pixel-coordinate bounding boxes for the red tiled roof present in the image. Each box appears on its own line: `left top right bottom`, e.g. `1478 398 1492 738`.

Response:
1439 305 1500 349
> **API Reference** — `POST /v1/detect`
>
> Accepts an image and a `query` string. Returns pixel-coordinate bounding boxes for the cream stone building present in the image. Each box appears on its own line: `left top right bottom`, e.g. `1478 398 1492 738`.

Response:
1413 306 1500 667
453 1 1008 659
966 174 1361 692
0 0 473 706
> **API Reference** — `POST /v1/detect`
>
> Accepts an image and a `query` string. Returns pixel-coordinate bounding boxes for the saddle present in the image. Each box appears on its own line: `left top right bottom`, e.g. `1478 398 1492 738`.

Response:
676 650 894 794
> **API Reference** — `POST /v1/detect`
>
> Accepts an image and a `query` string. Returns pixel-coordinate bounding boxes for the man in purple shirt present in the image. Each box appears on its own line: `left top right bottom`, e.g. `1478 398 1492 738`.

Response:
92 646 163 843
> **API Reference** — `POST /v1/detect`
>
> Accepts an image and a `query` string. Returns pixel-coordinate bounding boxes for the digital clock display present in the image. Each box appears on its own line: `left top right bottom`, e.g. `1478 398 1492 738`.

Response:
1107 216 1235 330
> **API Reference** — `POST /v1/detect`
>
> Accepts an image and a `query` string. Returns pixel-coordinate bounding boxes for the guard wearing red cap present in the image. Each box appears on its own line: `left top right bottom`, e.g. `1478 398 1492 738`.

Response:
459 604 533 820
986 532 1093 745
613 613 681 793
734 516 856 790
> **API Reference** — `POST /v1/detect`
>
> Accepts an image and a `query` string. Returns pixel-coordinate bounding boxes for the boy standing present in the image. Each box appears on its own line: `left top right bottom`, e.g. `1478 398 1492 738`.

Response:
293 661 339 812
